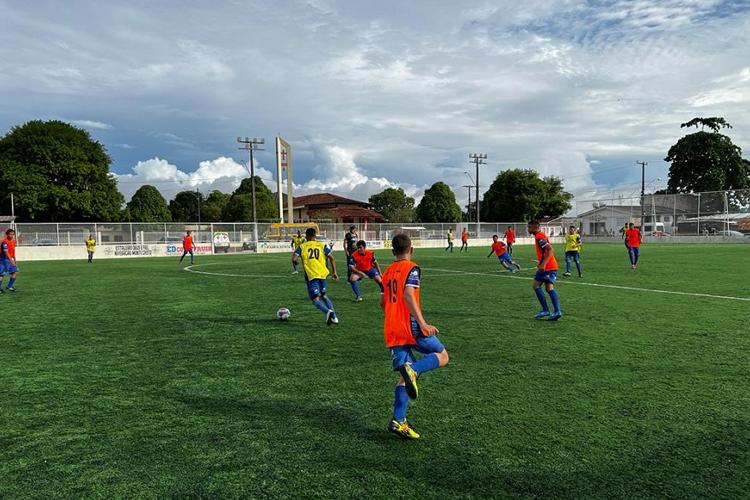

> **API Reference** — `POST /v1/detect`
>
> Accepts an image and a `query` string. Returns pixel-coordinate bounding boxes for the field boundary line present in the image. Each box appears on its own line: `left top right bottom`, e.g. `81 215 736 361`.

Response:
423 267 750 302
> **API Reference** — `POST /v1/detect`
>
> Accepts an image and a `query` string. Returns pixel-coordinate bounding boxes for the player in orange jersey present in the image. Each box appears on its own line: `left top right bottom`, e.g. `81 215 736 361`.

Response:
180 230 195 264
528 220 562 321
348 240 384 302
381 233 449 440
624 223 642 269
0 228 20 292
487 234 521 272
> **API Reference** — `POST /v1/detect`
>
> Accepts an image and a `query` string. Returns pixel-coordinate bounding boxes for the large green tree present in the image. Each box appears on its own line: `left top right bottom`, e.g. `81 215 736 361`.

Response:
169 191 204 222
368 187 416 222
665 117 750 193
415 182 462 222
480 169 572 222
221 177 278 221
201 190 230 222
126 185 171 222
0 120 124 221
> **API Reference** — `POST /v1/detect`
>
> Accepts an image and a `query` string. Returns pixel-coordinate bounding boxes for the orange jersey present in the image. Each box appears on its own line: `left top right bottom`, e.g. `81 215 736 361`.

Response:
504 229 515 244
350 250 376 272
534 232 558 271
4 238 16 259
491 241 507 257
625 228 641 248
382 259 420 348
183 235 194 250
461 231 468 242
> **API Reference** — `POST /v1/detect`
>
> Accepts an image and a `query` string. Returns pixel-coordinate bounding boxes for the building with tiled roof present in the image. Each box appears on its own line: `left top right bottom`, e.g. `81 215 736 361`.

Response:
284 193 385 224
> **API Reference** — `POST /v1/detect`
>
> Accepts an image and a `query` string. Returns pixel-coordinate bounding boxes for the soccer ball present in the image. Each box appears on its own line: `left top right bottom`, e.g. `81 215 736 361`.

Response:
277 307 291 321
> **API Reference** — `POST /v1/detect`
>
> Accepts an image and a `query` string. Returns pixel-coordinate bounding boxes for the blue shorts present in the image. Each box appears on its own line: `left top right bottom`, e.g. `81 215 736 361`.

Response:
534 270 557 284
0 259 19 275
364 269 380 279
565 251 580 259
306 278 327 299
390 334 445 370
498 253 512 263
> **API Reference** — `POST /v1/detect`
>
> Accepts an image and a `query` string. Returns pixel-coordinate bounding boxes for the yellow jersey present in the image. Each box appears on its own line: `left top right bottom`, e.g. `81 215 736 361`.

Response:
297 240 330 280
565 233 582 252
85 238 96 252
291 236 305 249
447 231 454 242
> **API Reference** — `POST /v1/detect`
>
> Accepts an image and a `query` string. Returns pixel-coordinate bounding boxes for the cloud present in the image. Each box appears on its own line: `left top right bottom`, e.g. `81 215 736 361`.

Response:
70 119 112 130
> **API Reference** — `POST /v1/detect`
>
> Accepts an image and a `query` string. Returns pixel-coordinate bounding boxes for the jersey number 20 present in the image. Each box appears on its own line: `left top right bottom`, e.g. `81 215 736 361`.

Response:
307 248 321 259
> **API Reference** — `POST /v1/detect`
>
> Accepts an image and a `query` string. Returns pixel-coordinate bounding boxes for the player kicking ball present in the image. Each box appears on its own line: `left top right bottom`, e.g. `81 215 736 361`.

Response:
293 227 339 325
348 240 384 302
382 233 449 440
487 234 521 272
528 220 562 321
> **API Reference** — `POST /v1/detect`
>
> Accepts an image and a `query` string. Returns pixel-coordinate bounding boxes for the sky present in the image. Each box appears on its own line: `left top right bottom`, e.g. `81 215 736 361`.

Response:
2 0 750 214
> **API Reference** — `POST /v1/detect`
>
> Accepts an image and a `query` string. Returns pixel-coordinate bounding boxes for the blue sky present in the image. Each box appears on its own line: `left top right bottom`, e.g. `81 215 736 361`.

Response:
2 0 750 210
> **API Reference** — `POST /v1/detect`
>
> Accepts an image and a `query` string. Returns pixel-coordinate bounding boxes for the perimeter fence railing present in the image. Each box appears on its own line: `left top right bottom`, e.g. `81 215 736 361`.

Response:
573 188 750 238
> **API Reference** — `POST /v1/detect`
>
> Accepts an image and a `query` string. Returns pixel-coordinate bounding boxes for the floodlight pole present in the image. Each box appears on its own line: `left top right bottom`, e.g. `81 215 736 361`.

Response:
238 136 266 250
462 185 473 222
638 161 647 228
469 153 487 231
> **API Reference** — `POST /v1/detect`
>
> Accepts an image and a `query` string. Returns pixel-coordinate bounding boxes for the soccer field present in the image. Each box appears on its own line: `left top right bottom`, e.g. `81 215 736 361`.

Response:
2 243 749 498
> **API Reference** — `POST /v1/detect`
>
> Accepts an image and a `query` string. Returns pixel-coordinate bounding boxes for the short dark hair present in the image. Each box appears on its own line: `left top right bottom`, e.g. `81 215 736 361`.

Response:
349 225 356 231
392 233 411 254
528 219 540 226
5 228 15 235
356 240 367 248
305 227 316 239
492 234 498 239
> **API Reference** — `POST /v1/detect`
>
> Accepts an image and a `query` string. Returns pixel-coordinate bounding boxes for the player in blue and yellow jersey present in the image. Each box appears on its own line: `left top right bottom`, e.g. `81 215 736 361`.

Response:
348 240 384 302
290 230 305 274
563 226 582 278
85 234 96 263
487 234 521 272
381 233 449 440
293 227 339 325
528 220 562 321
0 228 20 293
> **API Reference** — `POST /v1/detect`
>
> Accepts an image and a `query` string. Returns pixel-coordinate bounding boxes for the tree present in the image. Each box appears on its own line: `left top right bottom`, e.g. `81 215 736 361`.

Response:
0 120 124 221
665 117 750 193
201 190 230 222
480 169 572 222
368 187 415 222
126 185 171 222
415 182 462 222
169 191 204 222
221 177 278 221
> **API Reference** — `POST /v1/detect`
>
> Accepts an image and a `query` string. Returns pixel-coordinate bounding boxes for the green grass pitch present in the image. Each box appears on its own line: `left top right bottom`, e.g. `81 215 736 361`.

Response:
2 243 749 498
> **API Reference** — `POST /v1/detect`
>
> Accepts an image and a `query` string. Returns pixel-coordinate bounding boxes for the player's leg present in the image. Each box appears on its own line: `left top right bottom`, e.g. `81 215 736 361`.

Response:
564 252 572 276
291 253 299 274
508 243 513 256
411 334 449 375
533 275 550 319
189 249 194 264
574 252 582 277
389 347 420 439
6 271 17 291
349 273 363 302
633 248 640 267
545 278 562 320
370 270 385 293
308 279 331 315
320 281 337 324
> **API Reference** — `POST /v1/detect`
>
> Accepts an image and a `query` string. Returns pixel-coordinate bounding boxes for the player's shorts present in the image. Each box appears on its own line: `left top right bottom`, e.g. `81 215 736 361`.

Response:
0 259 19 275
364 268 380 279
565 251 580 260
390 334 446 370
534 270 557 284
629 247 640 255
498 253 512 263
306 278 327 299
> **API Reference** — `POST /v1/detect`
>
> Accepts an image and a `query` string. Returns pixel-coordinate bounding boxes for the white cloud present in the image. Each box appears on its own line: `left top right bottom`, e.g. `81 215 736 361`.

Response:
70 119 112 130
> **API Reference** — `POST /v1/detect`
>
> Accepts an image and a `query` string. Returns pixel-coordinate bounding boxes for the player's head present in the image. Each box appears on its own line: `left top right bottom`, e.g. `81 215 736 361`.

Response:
628 222 634 229
5 228 15 239
349 225 356 232
296 230 301 237
305 227 317 240
186 230 191 235
356 240 367 254
569 225 576 232
527 219 540 234
492 234 499 242
391 233 413 258
507 226 513 230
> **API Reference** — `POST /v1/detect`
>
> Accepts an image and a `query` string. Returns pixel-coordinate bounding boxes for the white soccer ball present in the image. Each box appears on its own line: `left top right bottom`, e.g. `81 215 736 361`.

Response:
277 307 291 321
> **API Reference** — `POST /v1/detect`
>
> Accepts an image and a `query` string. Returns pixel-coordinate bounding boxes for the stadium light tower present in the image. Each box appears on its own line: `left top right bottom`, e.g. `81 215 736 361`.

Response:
462 185 473 222
637 161 648 228
238 137 265 249
469 153 487 229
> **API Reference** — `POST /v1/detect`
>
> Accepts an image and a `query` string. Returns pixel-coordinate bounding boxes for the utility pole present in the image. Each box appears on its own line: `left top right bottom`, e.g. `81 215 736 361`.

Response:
469 153 487 231
462 185 473 222
637 161 647 229
237 137 265 250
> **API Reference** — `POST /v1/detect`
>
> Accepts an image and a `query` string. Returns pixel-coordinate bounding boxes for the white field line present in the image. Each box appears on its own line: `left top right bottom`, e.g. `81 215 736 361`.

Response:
183 262 290 279
422 267 750 303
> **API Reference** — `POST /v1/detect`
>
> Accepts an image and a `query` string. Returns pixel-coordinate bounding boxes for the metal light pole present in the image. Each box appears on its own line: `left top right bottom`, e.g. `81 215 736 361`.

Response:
469 153 487 232
238 137 265 250
462 185 473 222
637 161 647 228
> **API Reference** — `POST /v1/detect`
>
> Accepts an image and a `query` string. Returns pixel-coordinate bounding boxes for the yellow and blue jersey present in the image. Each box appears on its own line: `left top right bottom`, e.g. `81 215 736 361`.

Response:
295 240 331 280
565 233 581 253
85 238 96 252
291 236 305 249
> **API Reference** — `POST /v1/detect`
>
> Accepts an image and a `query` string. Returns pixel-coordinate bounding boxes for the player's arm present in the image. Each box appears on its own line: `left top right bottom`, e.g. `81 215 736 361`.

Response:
374 258 382 275
326 248 338 280
538 244 553 271
404 286 438 336
348 258 365 277
487 247 495 258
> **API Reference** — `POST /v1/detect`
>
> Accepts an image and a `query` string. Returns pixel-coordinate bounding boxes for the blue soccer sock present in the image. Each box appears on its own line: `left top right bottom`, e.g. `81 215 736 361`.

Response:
377 280 384 293
534 287 549 311
313 299 330 315
293 262 298 272
548 289 561 314
8 277 16 288
323 296 335 313
350 279 361 297
393 385 409 422
411 353 440 374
